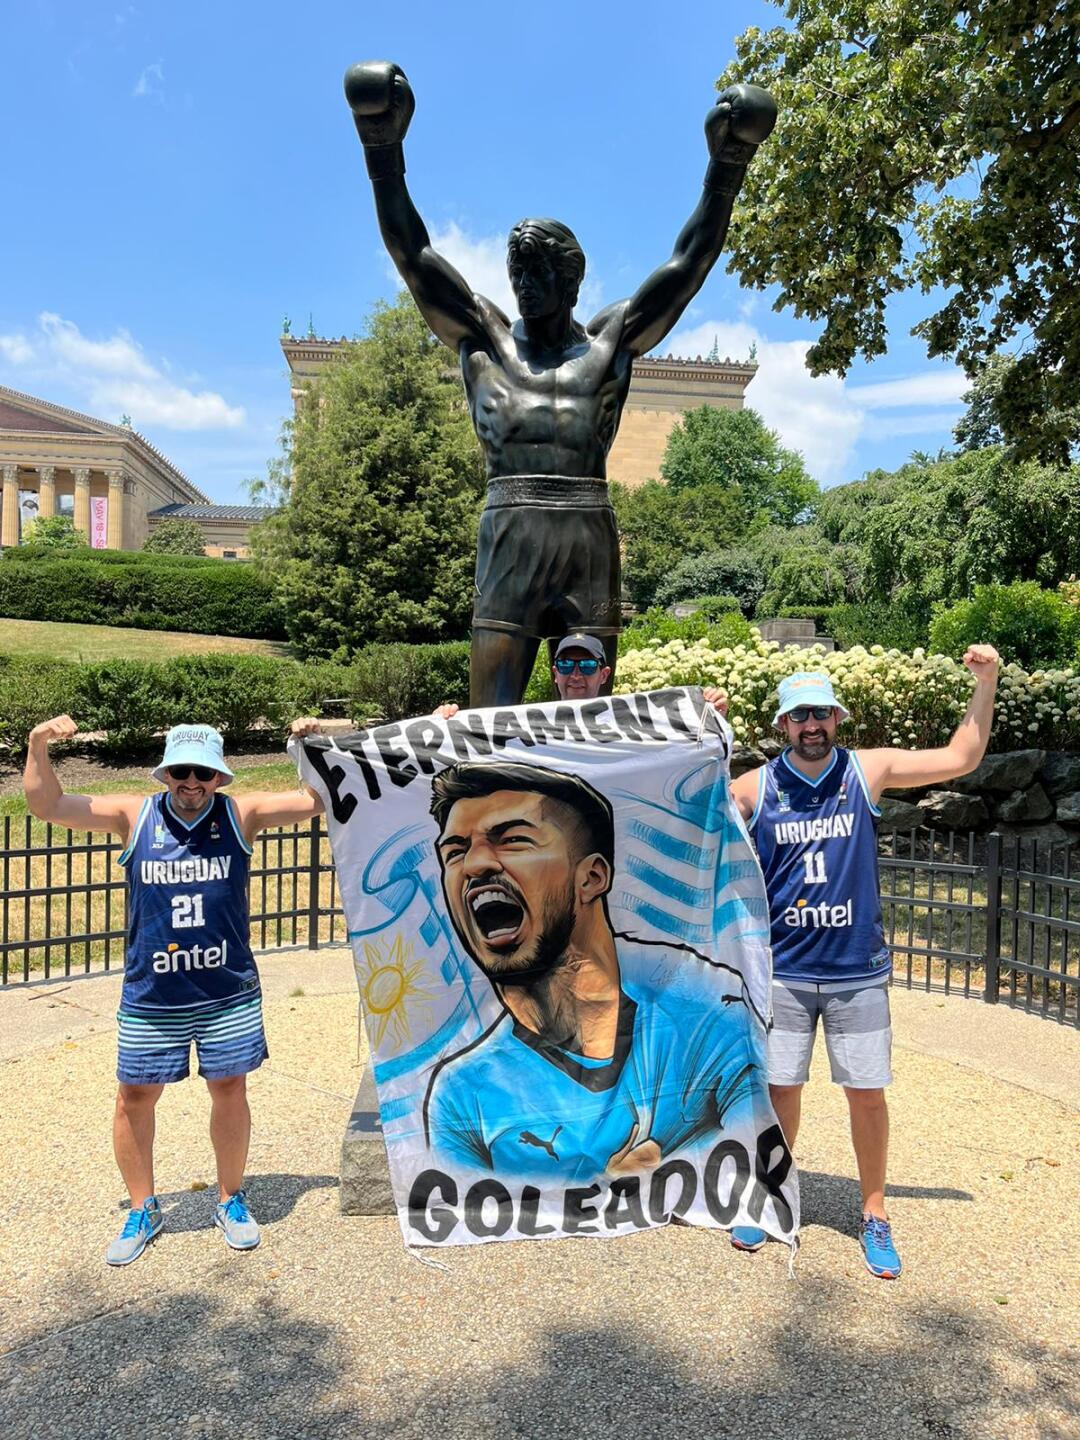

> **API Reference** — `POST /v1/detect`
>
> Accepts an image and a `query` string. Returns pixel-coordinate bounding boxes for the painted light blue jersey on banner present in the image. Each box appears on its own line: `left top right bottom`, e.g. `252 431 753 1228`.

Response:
118 792 258 1007
423 936 762 1183
749 747 889 984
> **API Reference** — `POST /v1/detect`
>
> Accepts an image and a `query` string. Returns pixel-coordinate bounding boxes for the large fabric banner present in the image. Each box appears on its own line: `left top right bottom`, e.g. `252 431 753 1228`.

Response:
295 687 799 1251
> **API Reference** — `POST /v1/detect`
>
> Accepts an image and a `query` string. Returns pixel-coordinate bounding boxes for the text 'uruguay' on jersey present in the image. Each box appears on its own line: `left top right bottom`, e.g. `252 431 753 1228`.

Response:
139 855 233 886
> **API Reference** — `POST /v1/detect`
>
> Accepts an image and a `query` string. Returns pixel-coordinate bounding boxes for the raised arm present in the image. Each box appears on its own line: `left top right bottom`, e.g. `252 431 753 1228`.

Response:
23 715 141 838
857 647 1001 800
618 85 777 358
345 62 492 351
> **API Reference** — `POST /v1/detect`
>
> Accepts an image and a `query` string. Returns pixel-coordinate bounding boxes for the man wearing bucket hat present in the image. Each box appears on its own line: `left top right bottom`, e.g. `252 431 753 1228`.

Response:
24 714 325 1266
720 646 999 1277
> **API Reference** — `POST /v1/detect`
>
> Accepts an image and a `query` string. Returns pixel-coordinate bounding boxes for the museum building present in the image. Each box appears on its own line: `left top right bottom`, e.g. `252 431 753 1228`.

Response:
0 386 266 556
281 335 758 487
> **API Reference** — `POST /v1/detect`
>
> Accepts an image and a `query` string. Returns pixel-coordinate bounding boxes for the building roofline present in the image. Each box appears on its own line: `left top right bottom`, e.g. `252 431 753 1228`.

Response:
0 384 211 503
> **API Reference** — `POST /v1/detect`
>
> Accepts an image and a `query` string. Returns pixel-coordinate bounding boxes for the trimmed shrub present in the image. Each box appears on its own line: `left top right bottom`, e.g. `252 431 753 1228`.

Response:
929 582 1080 669
349 642 472 722
653 548 766 615
78 660 174 754
161 656 288 740
622 606 754 652
775 601 928 653
0 657 81 753
0 551 285 639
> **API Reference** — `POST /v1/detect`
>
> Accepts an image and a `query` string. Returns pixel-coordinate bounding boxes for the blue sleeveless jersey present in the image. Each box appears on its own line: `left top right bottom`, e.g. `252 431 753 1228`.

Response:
118 792 258 1007
749 747 889 984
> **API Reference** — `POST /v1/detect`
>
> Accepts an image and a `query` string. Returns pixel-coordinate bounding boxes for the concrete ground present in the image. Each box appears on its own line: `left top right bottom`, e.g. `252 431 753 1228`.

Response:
1 951 1076 1440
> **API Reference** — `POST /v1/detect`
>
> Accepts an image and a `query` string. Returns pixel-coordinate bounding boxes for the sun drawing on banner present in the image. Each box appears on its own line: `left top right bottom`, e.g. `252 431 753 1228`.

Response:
356 933 433 1050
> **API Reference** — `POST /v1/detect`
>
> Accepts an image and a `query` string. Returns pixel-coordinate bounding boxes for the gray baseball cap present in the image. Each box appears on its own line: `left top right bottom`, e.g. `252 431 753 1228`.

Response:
553 633 607 662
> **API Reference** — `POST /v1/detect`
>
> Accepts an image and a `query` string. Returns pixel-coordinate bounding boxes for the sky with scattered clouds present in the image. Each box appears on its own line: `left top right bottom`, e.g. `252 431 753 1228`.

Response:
1 1 969 499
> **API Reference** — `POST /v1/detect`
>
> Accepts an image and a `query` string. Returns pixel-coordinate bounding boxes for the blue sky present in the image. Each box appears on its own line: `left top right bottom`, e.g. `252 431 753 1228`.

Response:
0 1 968 502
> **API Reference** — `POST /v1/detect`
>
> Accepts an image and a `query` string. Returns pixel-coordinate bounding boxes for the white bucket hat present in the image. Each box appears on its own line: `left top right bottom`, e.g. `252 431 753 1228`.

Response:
152 724 234 784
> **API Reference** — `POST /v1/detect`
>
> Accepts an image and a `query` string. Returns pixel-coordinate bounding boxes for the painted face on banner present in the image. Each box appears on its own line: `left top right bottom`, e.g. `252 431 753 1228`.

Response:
436 789 603 981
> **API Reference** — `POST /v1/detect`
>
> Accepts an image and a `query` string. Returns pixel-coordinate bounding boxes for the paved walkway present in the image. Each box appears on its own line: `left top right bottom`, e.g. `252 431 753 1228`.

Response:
1 952 1077 1440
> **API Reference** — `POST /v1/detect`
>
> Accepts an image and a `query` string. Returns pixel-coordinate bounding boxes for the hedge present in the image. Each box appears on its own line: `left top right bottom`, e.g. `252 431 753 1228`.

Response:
0 550 285 639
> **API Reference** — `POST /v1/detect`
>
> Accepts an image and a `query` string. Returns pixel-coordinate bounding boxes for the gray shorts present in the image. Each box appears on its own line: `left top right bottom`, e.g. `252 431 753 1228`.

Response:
769 976 892 1089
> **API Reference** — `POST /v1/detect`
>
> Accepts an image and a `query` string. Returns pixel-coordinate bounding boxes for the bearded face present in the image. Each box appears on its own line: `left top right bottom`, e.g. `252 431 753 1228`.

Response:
436 790 599 982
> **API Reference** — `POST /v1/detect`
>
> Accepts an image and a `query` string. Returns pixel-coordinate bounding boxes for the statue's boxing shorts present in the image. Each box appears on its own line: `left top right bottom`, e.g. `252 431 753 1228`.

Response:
471 476 622 640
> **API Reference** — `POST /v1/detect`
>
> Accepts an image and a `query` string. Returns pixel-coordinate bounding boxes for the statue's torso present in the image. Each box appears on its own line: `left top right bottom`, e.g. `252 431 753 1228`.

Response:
461 306 633 480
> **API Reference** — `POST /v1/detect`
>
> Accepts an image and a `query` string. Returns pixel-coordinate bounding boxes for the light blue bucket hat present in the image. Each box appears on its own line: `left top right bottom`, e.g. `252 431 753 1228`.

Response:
772 671 850 727
152 724 234 784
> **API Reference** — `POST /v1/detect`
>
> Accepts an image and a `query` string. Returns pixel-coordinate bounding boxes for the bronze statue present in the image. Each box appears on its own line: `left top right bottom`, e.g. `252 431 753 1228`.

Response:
345 62 776 706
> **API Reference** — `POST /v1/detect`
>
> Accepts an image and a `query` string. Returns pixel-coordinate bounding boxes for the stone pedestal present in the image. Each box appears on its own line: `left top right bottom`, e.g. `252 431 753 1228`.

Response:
339 1066 395 1215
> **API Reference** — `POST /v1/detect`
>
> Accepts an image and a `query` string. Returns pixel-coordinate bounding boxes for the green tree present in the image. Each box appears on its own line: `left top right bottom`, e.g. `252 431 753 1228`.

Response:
954 354 1080 455
653 546 766 614
143 518 206 556
612 478 745 608
720 3 1080 463
661 406 818 524
255 295 485 658
815 449 1080 610
20 514 88 550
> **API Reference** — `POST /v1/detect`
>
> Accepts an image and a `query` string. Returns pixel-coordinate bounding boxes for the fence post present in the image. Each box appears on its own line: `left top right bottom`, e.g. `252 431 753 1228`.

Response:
307 816 322 951
983 831 1002 1004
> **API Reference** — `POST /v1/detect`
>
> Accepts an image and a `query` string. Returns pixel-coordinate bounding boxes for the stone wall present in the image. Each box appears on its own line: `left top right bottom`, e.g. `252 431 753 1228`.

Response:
730 744 1080 846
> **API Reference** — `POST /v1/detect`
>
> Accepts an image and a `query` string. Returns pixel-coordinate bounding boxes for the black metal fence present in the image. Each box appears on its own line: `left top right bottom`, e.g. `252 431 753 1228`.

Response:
2 816 1078 1025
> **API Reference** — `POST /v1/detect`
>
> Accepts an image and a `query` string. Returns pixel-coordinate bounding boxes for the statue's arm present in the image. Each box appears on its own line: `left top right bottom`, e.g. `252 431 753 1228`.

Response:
618 86 776 359
345 62 489 351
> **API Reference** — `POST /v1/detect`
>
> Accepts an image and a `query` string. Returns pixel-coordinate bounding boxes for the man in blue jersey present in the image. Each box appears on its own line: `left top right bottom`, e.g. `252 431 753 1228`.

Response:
722 646 999 1276
423 760 764 1184
24 714 326 1265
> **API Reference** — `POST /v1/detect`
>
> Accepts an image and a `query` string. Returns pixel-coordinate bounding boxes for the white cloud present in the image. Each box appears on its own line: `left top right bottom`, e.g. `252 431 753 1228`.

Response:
0 332 34 365
663 319 966 485
133 62 164 101
386 220 604 322
0 313 245 431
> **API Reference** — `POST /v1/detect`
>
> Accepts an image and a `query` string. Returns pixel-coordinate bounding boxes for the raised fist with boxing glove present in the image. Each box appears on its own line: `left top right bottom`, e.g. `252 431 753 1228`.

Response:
343 61 416 179
704 84 778 195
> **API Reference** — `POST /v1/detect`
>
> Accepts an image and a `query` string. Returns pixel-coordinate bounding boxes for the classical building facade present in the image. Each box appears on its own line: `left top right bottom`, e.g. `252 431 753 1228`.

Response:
0 386 208 550
281 336 757 488
145 503 270 559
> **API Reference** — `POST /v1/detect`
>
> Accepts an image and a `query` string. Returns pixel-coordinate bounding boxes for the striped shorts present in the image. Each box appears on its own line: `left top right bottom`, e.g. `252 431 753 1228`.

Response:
116 991 269 1085
769 975 892 1089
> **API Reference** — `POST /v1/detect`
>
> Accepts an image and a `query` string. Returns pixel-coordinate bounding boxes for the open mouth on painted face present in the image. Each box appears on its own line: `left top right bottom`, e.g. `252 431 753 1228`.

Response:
467 884 526 946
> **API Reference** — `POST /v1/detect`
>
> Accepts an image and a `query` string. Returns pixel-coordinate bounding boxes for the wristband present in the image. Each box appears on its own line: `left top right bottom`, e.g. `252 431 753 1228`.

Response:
365 142 405 181
704 156 749 198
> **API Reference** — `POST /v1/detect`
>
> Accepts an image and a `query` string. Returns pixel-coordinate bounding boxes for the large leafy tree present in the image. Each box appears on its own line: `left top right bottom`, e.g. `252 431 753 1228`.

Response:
719 2 1080 462
20 514 88 550
661 406 818 524
253 295 485 658
612 477 745 608
815 449 1080 609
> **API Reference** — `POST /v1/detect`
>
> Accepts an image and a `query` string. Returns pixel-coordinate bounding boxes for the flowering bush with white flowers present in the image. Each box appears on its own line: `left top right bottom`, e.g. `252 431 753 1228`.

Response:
614 635 1080 753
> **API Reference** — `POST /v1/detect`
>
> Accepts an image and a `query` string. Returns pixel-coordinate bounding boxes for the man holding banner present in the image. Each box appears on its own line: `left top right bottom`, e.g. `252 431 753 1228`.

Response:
722 646 999 1278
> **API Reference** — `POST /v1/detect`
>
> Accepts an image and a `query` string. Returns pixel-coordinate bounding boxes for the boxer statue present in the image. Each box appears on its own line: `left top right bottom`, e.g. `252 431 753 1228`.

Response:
345 62 776 706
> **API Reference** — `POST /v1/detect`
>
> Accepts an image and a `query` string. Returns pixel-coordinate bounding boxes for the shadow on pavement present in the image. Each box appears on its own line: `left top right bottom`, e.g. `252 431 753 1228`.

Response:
798 1168 973 1237
109 1172 339 1235
2 1272 1074 1440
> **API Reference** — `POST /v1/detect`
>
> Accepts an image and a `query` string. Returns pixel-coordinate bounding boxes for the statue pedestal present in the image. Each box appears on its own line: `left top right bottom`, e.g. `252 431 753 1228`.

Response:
339 1067 396 1215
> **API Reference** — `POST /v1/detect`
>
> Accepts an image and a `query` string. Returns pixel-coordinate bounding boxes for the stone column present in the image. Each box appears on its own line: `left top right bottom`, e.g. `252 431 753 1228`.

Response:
1 463 19 547
37 465 56 520
106 470 125 550
73 467 91 541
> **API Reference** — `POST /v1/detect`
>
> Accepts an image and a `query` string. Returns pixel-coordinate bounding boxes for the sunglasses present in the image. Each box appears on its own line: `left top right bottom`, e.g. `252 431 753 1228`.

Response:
554 657 601 675
166 764 218 782
785 705 834 723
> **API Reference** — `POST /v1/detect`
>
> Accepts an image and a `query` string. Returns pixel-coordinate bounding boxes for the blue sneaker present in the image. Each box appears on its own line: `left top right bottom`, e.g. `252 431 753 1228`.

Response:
214 1188 260 1250
106 1196 163 1266
860 1213 902 1278
730 1225 768 1252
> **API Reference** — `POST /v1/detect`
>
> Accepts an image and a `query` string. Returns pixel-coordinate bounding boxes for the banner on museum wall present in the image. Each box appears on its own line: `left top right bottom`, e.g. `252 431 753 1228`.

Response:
90 496 108 548
17 490 39 538
294 688 798 1251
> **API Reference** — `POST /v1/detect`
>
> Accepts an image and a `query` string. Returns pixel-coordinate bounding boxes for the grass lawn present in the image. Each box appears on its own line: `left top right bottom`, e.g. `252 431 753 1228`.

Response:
0 617 292 662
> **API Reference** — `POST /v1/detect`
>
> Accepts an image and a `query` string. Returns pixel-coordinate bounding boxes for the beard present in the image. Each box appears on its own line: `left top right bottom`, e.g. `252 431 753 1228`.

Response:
466 881 577 985
790 730 833 761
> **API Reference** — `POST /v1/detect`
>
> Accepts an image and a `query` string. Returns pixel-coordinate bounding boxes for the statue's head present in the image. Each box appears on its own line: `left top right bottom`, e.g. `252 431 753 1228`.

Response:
507 218 586 318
